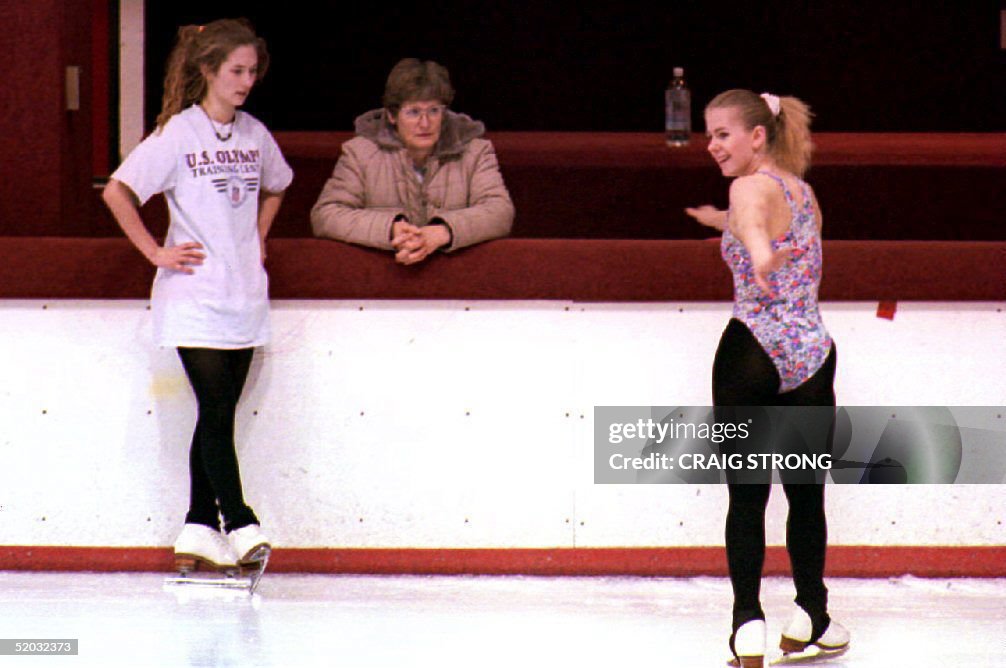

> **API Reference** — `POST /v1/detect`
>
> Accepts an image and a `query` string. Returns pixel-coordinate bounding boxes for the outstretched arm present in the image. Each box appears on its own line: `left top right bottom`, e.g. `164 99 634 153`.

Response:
684 205 728 231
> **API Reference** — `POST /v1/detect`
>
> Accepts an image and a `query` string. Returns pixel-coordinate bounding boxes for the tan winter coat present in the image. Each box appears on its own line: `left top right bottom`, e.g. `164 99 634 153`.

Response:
310 109 514 251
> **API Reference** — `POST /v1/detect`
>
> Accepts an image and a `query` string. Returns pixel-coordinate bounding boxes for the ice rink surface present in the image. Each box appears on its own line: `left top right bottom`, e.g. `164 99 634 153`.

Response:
0 572 1002 667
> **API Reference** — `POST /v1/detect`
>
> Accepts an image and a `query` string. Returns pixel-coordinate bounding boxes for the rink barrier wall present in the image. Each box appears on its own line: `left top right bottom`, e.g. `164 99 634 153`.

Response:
1 300 1002 562
2 546 1005 578
0 239 1003 577
0 237 1003 301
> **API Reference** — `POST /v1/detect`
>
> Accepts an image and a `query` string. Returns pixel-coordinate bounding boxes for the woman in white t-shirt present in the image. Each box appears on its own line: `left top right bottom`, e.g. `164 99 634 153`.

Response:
102 18 293 574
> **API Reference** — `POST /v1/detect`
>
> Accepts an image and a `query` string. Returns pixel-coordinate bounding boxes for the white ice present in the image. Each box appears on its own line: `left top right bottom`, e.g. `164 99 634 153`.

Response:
0 573 1002 667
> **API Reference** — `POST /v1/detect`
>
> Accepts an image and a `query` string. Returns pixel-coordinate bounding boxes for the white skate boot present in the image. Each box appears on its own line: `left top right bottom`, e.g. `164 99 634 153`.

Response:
228 524 272 565
727 619 766 668
224 524 271 593
172 524 238 573
165 524 269 593
779 607 850 657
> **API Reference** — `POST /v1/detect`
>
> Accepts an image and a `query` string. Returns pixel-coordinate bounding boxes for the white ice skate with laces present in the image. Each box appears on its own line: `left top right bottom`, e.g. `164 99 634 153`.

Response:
227 524 272 592
228 524 271 566
171 523 237 572
165 523 269 593
773 607 850 664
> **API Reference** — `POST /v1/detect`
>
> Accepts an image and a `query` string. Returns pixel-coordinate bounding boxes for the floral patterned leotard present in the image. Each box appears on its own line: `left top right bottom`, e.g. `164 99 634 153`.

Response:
721 171 832 392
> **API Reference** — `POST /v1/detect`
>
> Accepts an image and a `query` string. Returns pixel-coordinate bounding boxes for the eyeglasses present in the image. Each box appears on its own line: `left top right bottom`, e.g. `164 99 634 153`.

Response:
400 105 445 122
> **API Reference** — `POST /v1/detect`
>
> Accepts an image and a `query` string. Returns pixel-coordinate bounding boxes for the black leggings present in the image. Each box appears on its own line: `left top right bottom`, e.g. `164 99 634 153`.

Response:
712 319 837 634
178 347 259 533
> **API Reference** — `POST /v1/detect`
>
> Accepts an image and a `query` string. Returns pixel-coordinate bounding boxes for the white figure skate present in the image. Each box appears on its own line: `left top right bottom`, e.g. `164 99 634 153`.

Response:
772 608 850 664
726 619 766 668
164 524 269 593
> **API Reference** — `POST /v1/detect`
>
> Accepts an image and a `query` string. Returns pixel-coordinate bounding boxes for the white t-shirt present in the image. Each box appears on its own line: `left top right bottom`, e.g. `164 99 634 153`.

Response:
111 105 293 348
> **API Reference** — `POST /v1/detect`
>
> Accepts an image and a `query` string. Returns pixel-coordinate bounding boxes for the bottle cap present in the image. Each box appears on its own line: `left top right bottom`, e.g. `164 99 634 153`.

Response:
673 67 684 77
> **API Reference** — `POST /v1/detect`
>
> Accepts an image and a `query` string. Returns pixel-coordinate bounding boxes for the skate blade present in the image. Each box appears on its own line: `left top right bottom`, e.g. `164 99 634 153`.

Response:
164 561 258 593
770 644 849 665
237 548 270 594
162 575 253 591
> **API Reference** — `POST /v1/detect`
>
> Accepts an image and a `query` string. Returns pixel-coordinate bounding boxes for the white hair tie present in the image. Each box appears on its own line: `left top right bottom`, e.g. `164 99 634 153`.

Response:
760 93 781 117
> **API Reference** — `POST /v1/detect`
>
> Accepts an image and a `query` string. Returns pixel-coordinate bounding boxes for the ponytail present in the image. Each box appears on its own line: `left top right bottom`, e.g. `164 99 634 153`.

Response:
156 25 202 131
772 96 814 177
154 19 269 132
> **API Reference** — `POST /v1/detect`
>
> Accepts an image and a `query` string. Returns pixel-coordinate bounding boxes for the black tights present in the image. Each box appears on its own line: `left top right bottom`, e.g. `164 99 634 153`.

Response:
178 347 259 533
713 319 836 634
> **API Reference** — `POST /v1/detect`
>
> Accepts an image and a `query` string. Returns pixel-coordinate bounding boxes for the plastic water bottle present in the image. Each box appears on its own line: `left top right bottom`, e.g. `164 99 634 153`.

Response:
665 67 691 147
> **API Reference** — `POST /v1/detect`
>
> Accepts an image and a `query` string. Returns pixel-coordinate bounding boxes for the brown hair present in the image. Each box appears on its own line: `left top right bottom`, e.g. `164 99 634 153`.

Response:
156 18 269 131
382 58 455 114
706 89 814 177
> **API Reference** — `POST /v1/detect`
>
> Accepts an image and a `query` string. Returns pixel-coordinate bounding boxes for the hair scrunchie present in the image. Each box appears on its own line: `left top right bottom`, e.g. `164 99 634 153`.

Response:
760 92 781 117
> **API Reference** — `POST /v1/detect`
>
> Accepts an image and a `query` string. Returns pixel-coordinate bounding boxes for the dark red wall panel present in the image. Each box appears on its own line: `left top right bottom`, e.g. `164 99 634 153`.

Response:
0 0 64 234
0 0 94 236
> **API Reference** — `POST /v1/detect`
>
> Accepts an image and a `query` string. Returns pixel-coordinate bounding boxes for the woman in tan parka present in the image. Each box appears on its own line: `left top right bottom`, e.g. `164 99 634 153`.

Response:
311 58 514 265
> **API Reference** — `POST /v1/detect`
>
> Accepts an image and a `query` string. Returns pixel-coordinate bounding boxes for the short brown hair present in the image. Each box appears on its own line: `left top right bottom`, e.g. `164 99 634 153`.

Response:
382 58 455 113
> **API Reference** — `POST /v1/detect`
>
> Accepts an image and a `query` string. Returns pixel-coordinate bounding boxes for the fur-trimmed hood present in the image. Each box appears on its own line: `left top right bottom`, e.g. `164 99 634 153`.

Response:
353 108 486 158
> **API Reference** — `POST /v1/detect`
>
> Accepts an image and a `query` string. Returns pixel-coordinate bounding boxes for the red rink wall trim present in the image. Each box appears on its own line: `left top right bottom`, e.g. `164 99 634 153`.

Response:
0 238 1004 301
1 546 1003 578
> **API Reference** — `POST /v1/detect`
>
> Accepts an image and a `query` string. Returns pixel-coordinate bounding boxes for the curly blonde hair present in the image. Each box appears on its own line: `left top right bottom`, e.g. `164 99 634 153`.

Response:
155 18 269 131
706 89 814 177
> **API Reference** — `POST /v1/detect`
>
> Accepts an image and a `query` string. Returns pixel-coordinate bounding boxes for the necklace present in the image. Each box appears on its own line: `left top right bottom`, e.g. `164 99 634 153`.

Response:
199 104 234 141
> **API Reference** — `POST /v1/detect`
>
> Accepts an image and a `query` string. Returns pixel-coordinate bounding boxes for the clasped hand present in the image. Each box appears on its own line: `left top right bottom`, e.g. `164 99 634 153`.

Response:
391 221 449 265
